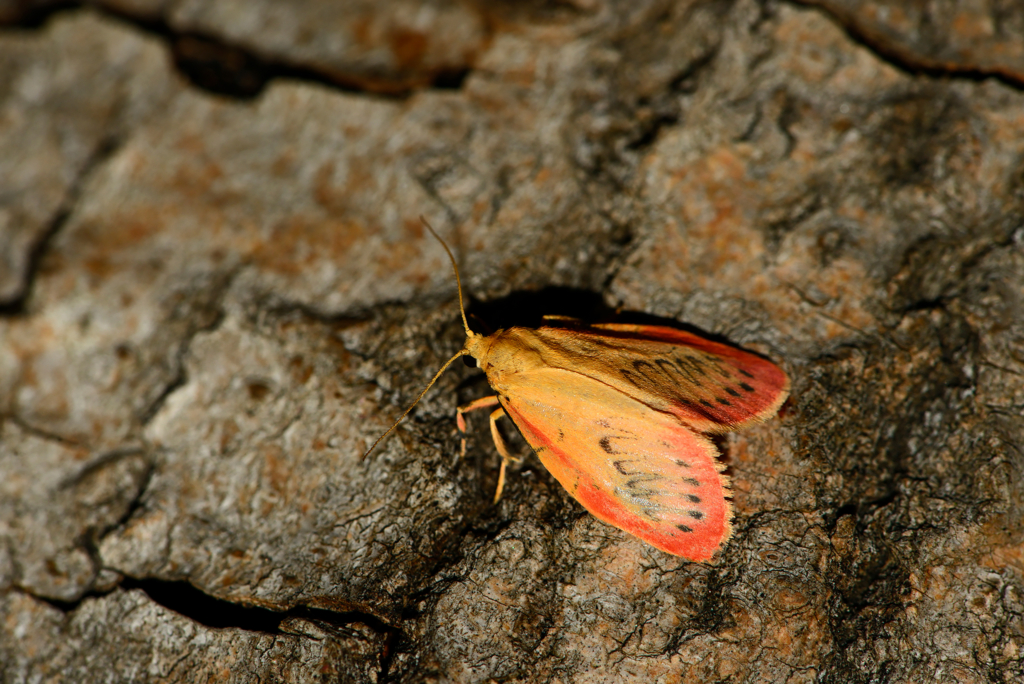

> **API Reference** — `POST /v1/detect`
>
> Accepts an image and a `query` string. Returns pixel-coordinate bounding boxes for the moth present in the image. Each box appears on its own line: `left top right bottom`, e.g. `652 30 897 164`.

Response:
367 221 790 561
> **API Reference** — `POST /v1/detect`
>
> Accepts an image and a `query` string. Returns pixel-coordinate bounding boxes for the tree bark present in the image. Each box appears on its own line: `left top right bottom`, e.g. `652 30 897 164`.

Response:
1 1 1022 682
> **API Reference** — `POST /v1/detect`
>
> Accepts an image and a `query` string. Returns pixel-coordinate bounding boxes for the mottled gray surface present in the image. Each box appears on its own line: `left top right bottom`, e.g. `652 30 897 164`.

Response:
0 11 177 302
1 1 1022 682
802 0 1024 84
167 0 487 93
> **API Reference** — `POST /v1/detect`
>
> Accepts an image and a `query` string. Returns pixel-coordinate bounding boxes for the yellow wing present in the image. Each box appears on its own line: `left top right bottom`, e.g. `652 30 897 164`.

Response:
493 367 731 560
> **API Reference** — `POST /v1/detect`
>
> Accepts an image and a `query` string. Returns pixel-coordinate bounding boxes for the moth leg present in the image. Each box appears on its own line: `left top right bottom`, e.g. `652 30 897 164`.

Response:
458 397 518 502
457 395 501 457
488 407 516 503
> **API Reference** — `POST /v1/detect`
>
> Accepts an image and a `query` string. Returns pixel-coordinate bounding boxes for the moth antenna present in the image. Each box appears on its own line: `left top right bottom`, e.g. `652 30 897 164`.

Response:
363 217 474 459
420 216 472 337
362 348 467 459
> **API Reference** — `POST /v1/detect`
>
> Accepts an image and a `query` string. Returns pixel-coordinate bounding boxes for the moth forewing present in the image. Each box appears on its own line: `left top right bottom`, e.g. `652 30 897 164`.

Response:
510 323 791 434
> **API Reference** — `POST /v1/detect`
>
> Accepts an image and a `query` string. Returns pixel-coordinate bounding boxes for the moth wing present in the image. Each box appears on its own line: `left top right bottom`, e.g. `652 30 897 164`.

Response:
497 367 731 560
534 323 790 434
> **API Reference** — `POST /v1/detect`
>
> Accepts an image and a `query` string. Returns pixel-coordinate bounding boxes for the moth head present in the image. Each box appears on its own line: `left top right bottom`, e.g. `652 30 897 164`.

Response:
463 331 489 368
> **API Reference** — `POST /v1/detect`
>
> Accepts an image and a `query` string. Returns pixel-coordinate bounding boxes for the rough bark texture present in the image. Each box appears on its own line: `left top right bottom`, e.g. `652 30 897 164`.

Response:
1 1 1022 682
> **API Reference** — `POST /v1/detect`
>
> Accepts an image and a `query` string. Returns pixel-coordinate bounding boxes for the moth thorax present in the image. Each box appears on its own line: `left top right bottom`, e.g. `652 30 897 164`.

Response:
480 328 552 379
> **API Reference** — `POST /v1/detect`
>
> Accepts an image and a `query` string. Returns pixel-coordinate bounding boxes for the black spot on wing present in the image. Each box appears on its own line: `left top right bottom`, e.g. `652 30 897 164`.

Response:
599 437 614 454
655 359 677 374
670 355 705 386
681 354 704 370
674 398 701 413
626 476 659 491
716 397 732 406
726 387 741 397
674 459 690 468
688 510 704 520
739 382 755 392
639 506 659 521
676 524 693 533
613 460 638 475
700 399 714 408
684 478 700 487
627 359 667 388
740 369 755 379
687 494 701 503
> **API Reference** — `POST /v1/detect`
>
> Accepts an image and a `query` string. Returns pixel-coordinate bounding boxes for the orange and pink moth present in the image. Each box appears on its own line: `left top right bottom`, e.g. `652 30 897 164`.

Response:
367 222 789 561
